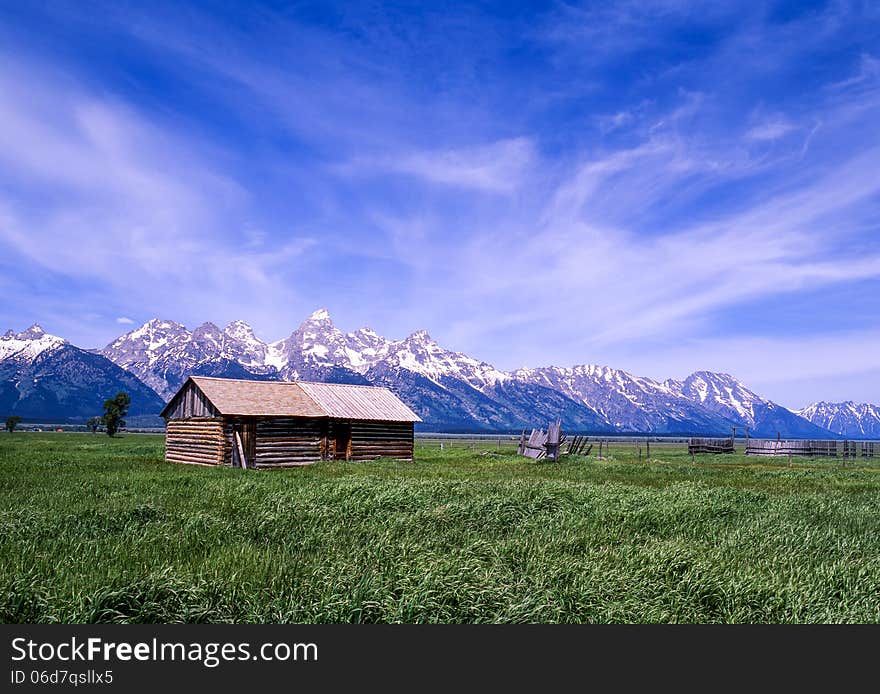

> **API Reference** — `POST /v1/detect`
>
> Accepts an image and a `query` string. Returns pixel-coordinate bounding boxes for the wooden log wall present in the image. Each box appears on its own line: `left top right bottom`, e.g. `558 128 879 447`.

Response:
253 417 324 468
222 421 235 467
165 418 224 465
168 416 415 468
348 420 414 461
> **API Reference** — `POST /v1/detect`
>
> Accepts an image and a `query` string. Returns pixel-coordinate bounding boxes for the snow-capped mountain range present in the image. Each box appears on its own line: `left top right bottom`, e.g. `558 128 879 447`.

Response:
0 325 165 420
102 309 511 399
2 310 877 436
796 402 880 439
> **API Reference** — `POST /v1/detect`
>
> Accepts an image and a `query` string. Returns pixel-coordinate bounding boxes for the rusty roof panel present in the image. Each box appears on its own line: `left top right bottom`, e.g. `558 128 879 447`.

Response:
298 381 422 422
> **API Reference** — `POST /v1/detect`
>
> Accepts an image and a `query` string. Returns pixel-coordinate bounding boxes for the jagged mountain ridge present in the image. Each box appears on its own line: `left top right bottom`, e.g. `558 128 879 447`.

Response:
512 365 734 434
797 402 880 438
102 319 282 399
94 309 842 435
2 314 856 435
666 371 834 438
0 325 166 420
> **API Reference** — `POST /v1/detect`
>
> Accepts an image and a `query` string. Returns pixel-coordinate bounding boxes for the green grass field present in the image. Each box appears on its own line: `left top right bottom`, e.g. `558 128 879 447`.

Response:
1 433 879 623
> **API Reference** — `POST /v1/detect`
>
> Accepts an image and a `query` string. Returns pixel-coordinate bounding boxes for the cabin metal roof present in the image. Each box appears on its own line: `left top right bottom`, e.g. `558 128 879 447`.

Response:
161 376 421 422
297 381 421 422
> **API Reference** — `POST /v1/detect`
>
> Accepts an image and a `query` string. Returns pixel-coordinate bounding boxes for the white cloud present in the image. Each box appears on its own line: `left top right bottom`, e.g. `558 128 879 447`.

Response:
745 119 795 141
597 110 635 134
419 92 880 380
115 317 135 325
829 53 880 92
341 138 537 193
0 56 312 345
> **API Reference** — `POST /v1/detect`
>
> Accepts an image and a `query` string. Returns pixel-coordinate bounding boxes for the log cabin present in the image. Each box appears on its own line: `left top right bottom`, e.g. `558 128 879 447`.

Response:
160 376 421 468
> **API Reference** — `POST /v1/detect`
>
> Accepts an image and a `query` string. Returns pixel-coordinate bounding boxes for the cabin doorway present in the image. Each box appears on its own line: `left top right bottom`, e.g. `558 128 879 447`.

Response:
334 421 351 461
234 421 256 468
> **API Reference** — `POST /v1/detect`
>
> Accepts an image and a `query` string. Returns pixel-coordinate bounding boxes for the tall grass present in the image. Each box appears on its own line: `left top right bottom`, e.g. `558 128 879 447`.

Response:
1 434 878 623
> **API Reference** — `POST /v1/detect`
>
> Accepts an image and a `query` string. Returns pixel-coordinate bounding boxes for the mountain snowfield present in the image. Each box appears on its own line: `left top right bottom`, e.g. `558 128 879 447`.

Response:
2 311 876 435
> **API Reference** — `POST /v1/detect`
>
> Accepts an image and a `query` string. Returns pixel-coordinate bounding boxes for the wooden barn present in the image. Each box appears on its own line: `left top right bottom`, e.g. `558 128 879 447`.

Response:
160 376 421 468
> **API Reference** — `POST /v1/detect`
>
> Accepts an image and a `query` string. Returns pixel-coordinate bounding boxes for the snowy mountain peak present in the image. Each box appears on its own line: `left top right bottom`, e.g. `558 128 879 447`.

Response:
192 322 222 339
350 326 381 340
17 324 47 340
347 327 388 355
105 319 187 351
673 371 766 426
404 329 435 345
0 325 66 362
685 371 761 396
223 320 257 341
307 308 331 322
142 318 186 331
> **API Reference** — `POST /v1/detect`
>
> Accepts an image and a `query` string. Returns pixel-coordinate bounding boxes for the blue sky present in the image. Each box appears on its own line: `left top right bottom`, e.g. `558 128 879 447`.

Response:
1 1 879 408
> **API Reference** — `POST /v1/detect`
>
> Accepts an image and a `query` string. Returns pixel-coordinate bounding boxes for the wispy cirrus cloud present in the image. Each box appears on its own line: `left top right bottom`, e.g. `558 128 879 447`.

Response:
338 137 537 193
0 55 314 344
745 118 795 141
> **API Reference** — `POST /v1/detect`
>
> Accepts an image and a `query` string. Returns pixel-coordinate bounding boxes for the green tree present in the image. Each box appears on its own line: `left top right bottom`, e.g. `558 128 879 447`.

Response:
86 417 102 434
101 392 131 437
5 416 22 433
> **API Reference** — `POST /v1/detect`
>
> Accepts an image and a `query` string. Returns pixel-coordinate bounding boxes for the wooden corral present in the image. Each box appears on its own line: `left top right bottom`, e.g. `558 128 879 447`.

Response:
688 437 735 454
744 439 874 458
161 376 421 468
843 440 876 458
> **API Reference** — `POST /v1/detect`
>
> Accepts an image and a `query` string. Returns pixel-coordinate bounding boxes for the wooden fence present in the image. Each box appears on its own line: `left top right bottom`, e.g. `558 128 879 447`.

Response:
688 438 735 454
744 439 874 458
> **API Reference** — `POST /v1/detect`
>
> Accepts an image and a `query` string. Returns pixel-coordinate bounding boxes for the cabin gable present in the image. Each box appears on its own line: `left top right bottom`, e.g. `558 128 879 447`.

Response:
161 379 219 419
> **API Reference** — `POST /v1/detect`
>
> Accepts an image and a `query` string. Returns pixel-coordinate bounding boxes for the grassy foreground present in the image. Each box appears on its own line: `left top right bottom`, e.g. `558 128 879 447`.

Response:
1 433 879 623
